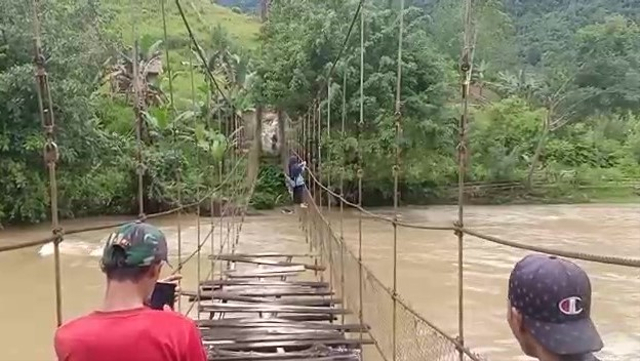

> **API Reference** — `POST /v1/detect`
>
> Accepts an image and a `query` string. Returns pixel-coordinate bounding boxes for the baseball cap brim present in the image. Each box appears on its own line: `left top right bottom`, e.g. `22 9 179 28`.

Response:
524 316 603 355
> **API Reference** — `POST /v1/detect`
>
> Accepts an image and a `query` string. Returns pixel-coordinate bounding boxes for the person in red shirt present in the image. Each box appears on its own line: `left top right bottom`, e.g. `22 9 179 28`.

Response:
54 222 207 361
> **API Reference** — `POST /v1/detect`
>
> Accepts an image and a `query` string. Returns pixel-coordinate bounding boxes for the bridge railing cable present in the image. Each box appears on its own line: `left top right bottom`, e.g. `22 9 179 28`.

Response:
291 0 486 359
284 0 640 361
0 154 248 254
0 0 258 347
301 166 640 268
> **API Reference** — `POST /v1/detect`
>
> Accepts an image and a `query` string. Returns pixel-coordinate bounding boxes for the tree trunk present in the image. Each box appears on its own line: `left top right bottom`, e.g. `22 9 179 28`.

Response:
526 112 551 191
260 0 268 22
277 108 287 172
248 105 263 185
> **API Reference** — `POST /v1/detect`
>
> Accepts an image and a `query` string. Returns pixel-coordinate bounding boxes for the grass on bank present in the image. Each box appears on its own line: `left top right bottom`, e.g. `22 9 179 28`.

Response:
103 0 261 105
105 0 260 48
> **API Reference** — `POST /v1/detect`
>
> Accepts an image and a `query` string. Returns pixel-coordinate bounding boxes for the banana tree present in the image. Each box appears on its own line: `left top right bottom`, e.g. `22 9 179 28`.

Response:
103 40 167 107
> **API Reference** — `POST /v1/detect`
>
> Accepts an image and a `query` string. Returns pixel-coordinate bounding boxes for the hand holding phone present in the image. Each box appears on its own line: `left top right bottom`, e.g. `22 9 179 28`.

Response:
149 282 177 310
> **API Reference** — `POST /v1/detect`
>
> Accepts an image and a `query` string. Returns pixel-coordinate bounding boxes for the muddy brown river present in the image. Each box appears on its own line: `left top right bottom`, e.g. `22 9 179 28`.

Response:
0 204 638 361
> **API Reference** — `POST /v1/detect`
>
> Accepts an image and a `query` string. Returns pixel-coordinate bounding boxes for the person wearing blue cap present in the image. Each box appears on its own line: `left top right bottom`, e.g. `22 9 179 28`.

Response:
507 254 604 361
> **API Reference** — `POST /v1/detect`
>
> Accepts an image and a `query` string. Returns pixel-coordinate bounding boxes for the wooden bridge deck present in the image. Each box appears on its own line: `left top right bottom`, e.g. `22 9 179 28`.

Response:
190 253 371 361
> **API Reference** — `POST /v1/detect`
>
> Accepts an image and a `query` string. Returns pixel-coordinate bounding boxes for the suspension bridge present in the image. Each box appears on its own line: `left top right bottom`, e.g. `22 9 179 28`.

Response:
1 0 639 360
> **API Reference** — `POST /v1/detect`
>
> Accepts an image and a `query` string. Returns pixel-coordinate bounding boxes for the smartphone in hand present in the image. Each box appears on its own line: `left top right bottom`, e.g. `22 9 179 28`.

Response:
149 282 176 310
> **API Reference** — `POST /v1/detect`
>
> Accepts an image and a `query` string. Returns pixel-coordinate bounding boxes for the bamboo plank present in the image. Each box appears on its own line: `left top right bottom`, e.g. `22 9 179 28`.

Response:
205 339 373 350
188 289 334 298
211 285 329 293
199 303 348 314
200 328 342 339
213 255 325 271
268 315 337 322
186 292 340 306
199 280 328 288
208 351 359 361
203 332 345 343
196 319 368 332
214 253 318 259
225 266 306 278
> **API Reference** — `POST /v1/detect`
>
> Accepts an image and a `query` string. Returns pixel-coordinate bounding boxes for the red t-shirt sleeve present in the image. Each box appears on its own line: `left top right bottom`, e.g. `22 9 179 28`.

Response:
184 323 207 361
54 328 70 361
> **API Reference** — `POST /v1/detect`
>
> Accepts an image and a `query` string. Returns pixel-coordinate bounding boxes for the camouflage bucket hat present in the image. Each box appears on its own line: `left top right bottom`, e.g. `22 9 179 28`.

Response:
101 222 169 268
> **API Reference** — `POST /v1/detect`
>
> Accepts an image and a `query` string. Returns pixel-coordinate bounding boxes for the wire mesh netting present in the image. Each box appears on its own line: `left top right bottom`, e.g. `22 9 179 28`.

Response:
305 200 484 361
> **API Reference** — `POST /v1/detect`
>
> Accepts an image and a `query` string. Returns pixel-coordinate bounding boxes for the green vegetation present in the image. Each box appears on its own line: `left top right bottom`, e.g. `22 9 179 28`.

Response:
0 0 259 225
1 0 639 226
257 0 640 206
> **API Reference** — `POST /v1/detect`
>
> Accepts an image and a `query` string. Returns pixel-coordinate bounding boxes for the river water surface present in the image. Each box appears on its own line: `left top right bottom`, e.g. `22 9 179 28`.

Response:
0 204 638 361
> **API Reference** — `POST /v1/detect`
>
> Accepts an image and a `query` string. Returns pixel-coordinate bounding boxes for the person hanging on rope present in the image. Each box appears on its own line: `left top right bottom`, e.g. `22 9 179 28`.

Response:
287 155 308 208
507 254 604 361
54 222 207 361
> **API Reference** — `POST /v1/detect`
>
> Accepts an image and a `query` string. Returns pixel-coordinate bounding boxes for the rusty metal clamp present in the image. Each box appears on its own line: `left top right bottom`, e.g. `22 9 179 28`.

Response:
44 141 59 164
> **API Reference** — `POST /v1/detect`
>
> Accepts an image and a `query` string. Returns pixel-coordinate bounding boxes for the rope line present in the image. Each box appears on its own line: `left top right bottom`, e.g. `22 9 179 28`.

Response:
304 188 483 361
174 0 231 106
299 162 640 268
30 0 63 326
391 1 405 360
0 154 248 253
313 0 364 102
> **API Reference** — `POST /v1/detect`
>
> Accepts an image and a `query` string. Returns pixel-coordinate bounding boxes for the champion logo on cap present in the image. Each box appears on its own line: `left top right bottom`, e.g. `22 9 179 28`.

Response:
558 296 584 316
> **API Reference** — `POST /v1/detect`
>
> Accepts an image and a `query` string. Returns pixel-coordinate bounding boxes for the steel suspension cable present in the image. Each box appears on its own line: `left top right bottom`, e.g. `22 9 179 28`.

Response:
317 103 324 280
391 0 405 360
312 102 317 205
314 0 364 101
130 0 145 220
31 0 63 327
216 109 223 279
188 49 202 321
357 0 365 350
174 0 230 106
326 77 333 304
317 103 322 216
458 0 477 358
159 0 184 311
339 66 347 326
209 105 217 282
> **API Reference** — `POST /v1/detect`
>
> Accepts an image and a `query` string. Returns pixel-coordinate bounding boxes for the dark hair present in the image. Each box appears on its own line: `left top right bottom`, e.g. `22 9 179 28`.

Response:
288 156 296 168
100 246 157 282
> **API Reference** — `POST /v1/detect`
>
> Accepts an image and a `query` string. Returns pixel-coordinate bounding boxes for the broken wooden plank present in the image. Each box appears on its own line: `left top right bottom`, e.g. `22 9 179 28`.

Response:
213 253 318 259
212 255 325 271
200 280 329 288
195 319 368 332
199 303 349 315
208 351 359 361
200 328 342 339
209 356 359 361
270 315 337 322
210 285 329 293
205 338 373 350
226 273 305 279
203 332 345 343
190 288 334 298
185 291 340 306
225 266 306 278
199 327 367 337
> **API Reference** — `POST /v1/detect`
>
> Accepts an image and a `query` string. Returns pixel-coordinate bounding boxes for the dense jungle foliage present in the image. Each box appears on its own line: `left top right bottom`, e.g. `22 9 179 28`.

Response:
1 0 639 225
257 0 640 205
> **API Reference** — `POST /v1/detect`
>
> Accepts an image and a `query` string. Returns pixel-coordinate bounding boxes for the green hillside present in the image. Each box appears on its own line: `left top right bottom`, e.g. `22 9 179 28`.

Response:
103 0 261 104
105 0 260 48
